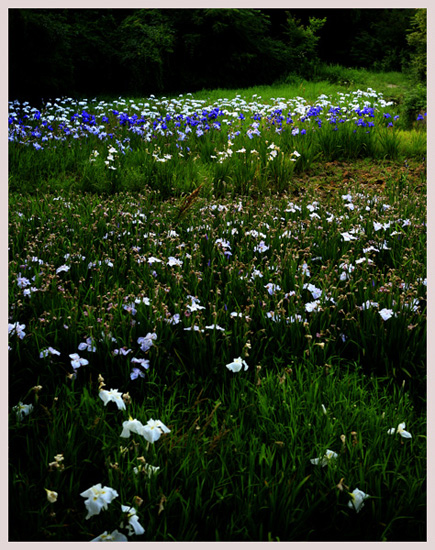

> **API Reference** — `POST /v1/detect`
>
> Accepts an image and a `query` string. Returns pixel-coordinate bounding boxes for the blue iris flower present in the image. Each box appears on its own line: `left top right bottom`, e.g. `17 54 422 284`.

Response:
307 106 323 117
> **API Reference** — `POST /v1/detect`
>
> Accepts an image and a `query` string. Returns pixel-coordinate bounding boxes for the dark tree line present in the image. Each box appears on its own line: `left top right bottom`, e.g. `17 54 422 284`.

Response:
9 8 425 102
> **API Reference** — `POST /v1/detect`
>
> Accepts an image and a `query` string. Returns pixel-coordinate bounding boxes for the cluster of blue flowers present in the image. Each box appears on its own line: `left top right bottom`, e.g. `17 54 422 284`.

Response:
8 89 427 154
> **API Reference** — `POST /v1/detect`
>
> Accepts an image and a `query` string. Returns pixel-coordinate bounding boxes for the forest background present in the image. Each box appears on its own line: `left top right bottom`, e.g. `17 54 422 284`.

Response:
8 8 427 102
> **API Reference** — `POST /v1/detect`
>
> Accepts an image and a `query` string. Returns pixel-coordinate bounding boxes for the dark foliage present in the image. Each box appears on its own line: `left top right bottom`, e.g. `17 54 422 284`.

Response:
9 8 421 101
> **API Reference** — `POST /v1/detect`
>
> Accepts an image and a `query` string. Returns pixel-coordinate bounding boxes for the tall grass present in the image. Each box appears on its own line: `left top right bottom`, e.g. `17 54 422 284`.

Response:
9 170 426 541
9 80 426 541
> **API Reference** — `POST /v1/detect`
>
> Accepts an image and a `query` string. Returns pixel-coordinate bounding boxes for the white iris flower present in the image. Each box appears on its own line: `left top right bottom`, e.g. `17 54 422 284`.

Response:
310 449 338 467
80 483 119 520
387 422 412 439
347 488 369 513
142 419 171 444
91 530 128 542
226 357 249 373
99 388 126 410
120 505 145 536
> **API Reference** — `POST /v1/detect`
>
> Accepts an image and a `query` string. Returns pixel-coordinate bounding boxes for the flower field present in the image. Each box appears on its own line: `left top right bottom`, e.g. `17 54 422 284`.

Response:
9 87 426 196
9 87 426 541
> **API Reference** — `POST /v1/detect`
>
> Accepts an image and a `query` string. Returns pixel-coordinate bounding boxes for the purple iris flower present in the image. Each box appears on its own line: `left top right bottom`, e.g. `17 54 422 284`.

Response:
130 367 146 380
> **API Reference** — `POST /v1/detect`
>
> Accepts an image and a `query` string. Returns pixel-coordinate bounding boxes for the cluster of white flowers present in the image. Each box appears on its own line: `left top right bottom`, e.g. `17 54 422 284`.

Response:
186 295 206 313
167 256 183 267
303 283 322 300
308 403 413 514
309 450 370 513
121 417 171 443
76 381 169 538
216 145 234 163
152 145 173 162
105 145 118 170
78 483 146 539
267 142 280 161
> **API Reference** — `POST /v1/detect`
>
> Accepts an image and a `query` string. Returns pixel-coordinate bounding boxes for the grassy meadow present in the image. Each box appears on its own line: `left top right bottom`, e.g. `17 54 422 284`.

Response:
8 73 427 541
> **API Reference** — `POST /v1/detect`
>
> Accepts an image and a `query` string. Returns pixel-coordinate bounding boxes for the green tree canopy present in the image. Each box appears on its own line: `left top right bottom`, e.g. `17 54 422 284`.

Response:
406 8 427 83
8 8 424 101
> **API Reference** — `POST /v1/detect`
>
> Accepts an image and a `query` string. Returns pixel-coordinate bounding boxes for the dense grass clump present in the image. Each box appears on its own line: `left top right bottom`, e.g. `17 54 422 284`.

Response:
9 83 426 541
